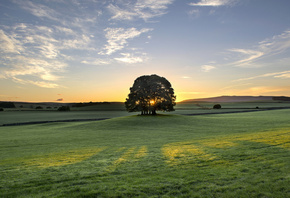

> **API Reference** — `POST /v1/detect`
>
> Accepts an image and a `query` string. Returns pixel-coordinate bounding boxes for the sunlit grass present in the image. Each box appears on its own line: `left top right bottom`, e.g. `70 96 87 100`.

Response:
202 140 238 148
0 147 106 169
135 146 148 158
8 129 287 171
161 129 289 168
162 142 217 167
24 147 106 168
199 129 290 149
238 129 290 149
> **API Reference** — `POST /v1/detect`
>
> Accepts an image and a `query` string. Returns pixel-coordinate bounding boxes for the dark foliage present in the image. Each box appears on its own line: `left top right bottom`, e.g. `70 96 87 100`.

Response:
72 102 110 107
213 104 222 109
35 106 43 110
125 74 176 115
0 102 15 108
58 106 70 111
0 108 4 111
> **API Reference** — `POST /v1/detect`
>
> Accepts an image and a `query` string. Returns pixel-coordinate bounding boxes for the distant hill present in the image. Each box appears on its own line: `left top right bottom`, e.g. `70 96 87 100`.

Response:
180 96 290 103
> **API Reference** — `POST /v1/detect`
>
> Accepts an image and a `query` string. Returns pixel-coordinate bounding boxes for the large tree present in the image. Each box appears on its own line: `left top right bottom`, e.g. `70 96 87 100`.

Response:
125 74 176 115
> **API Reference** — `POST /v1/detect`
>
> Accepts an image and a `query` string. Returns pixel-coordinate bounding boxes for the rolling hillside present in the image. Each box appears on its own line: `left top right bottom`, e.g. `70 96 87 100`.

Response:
180 96 290 103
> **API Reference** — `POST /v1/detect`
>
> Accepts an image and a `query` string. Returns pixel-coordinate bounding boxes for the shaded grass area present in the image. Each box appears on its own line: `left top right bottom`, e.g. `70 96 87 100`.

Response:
0 111 135 125
0 110 290 197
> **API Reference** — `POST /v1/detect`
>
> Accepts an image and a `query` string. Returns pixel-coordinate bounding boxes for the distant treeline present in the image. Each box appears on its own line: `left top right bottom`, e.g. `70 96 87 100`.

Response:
272 97 290 101
0 102 16 108
72 102 111 107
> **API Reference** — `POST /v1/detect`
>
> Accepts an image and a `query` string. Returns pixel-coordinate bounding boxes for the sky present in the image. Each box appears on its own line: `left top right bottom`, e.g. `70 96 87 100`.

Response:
1 0 290 102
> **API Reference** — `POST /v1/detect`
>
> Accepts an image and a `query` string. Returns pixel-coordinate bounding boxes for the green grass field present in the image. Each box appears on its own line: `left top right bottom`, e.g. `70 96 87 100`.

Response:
0 109 290 197
0 110 133 125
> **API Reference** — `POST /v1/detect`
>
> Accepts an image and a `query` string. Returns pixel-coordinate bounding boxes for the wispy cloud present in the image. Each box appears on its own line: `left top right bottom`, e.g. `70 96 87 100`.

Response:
18 0 60 21
99 27 152 55
114 53 148 64
15 0 100 29
108 0 174 21
81 59 111 66
235 70 290 82
229 49 264 67
238 86 290 95
227 29 290 67
189 0 234 7
1 54 67 88
201 65 216 72
0 29 23 54
275 73 290 79
108 4 137 21
259 30 290 55
0 25 68 88
221 83 290 96
60 34 93 50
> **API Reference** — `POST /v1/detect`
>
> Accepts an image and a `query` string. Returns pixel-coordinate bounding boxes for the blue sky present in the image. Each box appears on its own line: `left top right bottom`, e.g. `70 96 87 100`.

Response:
1 0 290 102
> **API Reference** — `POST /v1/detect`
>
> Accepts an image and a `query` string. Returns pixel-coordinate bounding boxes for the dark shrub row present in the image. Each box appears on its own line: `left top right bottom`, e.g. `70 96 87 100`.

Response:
58 106 70 111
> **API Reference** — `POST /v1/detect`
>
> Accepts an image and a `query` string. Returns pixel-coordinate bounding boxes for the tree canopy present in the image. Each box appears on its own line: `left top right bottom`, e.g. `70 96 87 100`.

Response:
125 74 176 115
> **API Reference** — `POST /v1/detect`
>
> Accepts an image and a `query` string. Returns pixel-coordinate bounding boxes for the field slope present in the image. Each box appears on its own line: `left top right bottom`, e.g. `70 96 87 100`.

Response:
0 110 290 197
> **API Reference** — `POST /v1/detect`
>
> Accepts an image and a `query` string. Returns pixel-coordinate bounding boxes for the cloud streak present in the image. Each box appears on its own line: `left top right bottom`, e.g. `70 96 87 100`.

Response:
235 70 290 82
0 29 23 54
99 27 152 55
19 0 60 21
227 29 290 67
189 0 233 7
201 65 216 72
114 53 148 64
108 0 174 21
223 86 290 96
229 49 264 67
81 59 111 66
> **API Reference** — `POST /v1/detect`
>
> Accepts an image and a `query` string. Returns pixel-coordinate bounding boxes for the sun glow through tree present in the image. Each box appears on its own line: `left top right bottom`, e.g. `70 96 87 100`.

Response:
125 74 176 115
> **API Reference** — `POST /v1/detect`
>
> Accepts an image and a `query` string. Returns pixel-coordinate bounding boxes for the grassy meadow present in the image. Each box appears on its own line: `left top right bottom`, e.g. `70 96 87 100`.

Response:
0 106 290 197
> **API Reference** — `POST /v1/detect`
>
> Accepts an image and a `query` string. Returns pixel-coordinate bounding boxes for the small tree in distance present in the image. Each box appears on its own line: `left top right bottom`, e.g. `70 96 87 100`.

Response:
125 74 176 115
213 104 221 109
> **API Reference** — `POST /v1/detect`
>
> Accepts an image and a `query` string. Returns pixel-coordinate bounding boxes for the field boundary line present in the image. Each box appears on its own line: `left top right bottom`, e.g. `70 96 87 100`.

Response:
0 118 110 127
182 107 290 116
